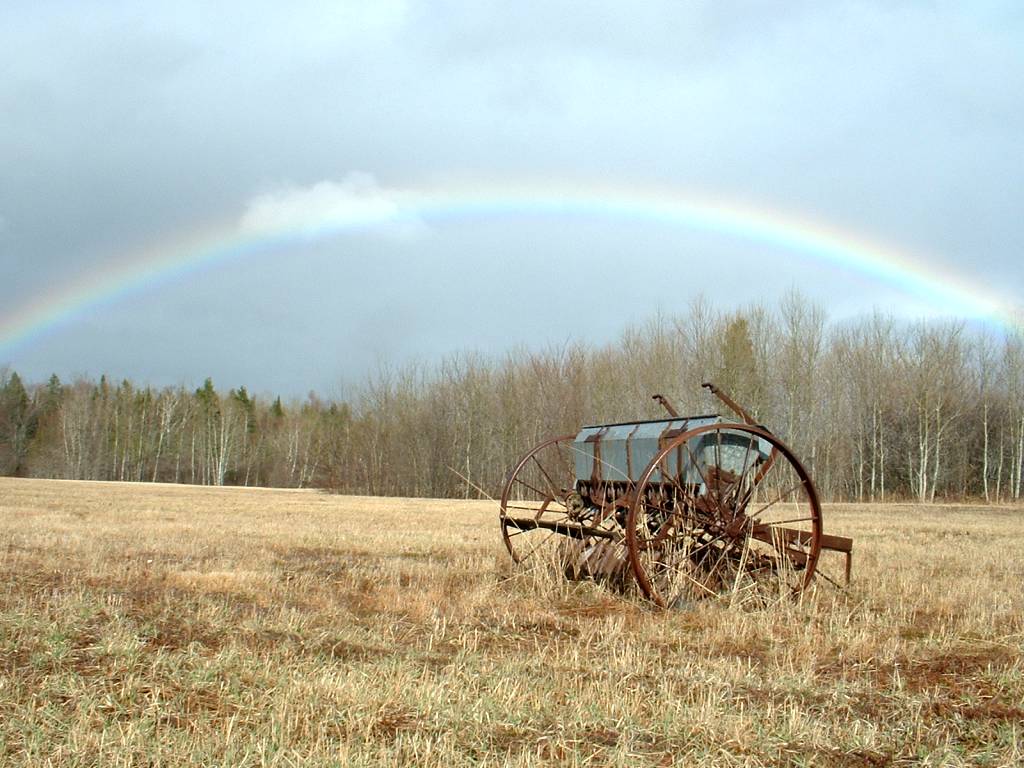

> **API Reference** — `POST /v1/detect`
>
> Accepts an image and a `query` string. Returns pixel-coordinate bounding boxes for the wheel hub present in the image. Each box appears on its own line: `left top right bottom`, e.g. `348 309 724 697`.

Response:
565 491 586 521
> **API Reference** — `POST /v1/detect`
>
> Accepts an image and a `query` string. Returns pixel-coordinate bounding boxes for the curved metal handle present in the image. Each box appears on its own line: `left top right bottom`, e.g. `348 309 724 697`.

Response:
651 393 679 418
701 381 757 426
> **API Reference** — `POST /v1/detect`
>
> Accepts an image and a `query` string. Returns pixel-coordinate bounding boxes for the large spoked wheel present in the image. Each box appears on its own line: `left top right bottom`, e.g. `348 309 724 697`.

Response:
626 423 822 607
499 435 626 579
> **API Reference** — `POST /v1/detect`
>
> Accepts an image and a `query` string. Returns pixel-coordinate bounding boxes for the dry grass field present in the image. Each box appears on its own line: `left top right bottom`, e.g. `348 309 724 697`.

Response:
1 477 1022 766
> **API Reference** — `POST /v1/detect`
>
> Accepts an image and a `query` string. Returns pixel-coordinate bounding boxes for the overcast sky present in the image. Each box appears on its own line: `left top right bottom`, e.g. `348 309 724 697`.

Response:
1 1 1022 396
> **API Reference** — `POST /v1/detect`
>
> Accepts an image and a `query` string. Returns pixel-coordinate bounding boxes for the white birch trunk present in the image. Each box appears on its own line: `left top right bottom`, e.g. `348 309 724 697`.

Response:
982 402 990 501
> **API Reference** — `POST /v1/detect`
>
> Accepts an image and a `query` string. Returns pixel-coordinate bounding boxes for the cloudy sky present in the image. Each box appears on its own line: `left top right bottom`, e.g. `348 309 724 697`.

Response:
1 1 1022 395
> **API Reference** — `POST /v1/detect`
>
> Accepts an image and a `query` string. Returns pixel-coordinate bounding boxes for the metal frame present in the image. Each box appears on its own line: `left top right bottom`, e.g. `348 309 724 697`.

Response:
498 383 854 605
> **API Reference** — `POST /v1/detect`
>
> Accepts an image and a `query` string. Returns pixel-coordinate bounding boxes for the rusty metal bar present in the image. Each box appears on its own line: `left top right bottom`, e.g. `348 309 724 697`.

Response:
651 393 680 418
503 516 622 541
749 523 853 584
701 382 757 426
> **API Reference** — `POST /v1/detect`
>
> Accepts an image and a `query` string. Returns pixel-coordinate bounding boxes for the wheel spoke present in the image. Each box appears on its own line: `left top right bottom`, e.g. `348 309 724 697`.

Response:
554 443 575 480
684 531 729 559
504 503 566 514
655 558 719 599
747 481 805 521
703 537 735 580
513 475 550 500
531 454 561 500
663 466 703 512
734 436 782 510
719 433 755 510
518 531 558 562
814 568 844 590
684 441 712 497
713 427 724 507
753 515 815 528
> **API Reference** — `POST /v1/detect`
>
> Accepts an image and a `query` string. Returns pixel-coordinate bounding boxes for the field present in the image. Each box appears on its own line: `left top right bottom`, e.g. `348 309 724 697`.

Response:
1 478 1022 766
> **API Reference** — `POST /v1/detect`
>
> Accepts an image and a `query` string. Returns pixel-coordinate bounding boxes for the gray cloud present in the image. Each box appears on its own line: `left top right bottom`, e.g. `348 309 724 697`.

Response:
1 1 1021 393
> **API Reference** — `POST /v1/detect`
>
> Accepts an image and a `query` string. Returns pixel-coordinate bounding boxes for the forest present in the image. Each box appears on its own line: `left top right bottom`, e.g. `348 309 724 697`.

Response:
2 293 1022 503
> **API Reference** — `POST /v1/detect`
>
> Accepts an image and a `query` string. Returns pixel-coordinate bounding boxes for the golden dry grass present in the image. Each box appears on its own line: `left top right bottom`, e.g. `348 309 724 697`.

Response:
1 477 1022 766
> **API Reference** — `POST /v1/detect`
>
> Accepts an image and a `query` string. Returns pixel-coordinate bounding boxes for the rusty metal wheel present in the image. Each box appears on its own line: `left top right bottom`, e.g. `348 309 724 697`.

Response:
499 435 627 579
625 423 822 607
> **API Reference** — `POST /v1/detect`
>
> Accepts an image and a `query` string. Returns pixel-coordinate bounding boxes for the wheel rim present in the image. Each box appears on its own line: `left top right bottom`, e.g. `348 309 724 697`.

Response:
626 423 822 607
499 435 628 579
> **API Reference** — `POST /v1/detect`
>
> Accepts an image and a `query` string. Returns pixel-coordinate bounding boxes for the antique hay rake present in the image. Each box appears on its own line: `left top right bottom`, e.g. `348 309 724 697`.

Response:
498 383 853 607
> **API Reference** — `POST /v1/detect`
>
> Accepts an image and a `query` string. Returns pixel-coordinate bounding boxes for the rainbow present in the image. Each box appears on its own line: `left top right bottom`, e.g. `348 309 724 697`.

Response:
0 180 1019 356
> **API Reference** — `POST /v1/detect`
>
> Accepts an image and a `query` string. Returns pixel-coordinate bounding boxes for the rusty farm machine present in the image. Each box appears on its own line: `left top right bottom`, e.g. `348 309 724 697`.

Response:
498 383 853 607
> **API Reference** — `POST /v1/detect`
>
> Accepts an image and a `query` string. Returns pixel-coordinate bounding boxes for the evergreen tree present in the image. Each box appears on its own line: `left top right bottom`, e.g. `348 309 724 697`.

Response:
715 314 764 417
231 386 257 434
43 374 64 412
0 371 37 475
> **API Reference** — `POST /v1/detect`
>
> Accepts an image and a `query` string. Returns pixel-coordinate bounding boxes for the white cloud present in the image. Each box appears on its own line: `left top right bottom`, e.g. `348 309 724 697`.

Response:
239 172 419 238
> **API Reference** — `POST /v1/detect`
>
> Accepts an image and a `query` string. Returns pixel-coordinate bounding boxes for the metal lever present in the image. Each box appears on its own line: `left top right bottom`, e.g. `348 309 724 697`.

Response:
651 393 679 418
701 381 757 426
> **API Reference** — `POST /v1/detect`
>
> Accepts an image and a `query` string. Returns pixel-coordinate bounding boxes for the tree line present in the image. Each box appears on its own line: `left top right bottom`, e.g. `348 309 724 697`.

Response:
2 293 1022 503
